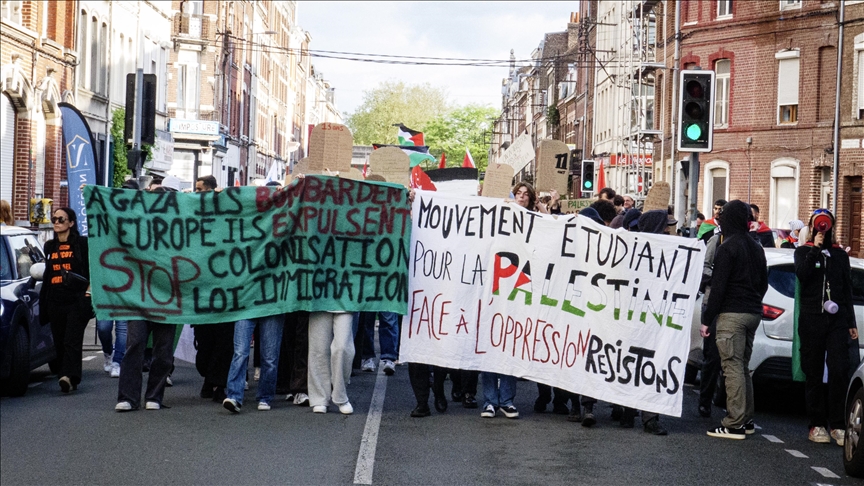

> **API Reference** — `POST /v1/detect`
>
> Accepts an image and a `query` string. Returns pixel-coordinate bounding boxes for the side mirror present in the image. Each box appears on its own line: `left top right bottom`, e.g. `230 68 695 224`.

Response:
29 262 45 281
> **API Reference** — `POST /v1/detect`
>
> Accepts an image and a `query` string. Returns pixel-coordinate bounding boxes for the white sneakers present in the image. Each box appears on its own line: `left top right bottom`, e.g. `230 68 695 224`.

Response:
293 393 309 406
257 402 271 411
361 358 376 372
109 363 120 378
809 426 831 443
115 401 133 412
145 401 160 410
103 353 113 372
382 360 396 376
312 405 327 414
338 402 354 415
830 428 845 446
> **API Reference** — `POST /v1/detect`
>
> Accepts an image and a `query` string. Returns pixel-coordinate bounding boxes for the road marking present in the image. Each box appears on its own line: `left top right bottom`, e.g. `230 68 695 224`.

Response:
811 467 840 479
762 434 784 443
82 356 96 361
353 369 388 485
784 449 808 458
28 382 43 388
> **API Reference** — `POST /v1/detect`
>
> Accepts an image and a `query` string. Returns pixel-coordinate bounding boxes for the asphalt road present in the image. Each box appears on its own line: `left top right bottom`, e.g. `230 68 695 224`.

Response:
0 330 859 485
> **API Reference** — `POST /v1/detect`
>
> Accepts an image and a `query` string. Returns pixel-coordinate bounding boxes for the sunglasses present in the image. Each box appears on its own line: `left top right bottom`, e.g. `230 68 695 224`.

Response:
51 217 68 224
812 208 831 216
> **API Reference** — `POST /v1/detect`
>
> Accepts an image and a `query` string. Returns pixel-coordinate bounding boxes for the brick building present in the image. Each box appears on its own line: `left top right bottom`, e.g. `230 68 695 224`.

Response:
1 0 76 228
654 0 862 255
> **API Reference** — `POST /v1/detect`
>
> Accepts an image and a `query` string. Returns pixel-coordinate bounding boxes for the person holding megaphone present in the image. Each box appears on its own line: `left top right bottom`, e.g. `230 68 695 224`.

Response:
794 208 859 446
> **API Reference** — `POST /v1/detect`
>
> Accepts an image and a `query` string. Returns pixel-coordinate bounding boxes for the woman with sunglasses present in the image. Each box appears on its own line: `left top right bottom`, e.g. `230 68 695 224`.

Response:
794 208 859 446
39 208 94 393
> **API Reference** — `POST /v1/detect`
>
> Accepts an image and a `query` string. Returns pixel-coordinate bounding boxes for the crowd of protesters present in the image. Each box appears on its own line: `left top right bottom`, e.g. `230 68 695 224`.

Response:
21 172 857 447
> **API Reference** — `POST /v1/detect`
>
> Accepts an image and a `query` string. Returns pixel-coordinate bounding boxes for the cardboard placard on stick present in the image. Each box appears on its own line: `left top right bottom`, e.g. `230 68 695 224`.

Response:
369 146 410 187
308 123 353 173
535 140 570 196
481 163 515 198
643 181 671 212
499 132 534 172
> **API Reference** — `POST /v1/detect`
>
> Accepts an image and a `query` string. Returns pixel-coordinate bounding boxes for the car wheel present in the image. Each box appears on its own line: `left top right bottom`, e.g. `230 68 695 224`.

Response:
845 387 864 477
2 326 30 397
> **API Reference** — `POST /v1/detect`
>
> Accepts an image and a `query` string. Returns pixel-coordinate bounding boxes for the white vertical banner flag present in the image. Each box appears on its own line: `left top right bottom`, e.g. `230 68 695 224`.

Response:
401 192 705 416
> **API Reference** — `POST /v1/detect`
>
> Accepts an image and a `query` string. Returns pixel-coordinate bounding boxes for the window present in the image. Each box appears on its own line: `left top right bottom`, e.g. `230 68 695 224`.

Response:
89 16 98 92
714 60 730 127
717 0 732 18
703 161 729 215
820 167 832 209
78 10 87 88
1 0 22 24
776 51 800 124
769 158 799 229
857 43 864 118
177 65 187 111
780 0 801 10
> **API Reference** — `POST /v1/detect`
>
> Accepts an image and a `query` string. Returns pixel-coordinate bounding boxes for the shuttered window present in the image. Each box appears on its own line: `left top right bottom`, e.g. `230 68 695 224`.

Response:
776 52 800 124
1 94 15 204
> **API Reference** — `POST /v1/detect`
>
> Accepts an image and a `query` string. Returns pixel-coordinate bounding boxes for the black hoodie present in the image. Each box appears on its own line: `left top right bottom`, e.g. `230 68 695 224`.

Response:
701 200 769 326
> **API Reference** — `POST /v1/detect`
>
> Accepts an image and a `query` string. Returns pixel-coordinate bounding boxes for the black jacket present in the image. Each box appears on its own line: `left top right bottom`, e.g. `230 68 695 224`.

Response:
701 201 768 325
794 243 856 328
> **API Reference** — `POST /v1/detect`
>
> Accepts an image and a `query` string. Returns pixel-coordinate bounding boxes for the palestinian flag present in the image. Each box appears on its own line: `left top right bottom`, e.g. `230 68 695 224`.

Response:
696 218 718 239
397 124 424 146
425 167 478 196
410 165 436 191
373 144 437 167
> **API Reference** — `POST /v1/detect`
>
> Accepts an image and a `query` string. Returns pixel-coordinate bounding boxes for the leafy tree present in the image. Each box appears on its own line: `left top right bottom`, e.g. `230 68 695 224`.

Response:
110 109 131 187
424 104 498 172
346 81 450 145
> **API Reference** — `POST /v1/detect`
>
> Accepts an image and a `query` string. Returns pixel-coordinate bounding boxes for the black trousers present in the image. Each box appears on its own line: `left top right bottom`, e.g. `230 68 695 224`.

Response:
194 322 235 388
408 363 446 405
536 384 573 407
46 298 92 386
276 312 309 395
118 320 176 408
699 332 724 409
799 312 852 430
448 368 479 398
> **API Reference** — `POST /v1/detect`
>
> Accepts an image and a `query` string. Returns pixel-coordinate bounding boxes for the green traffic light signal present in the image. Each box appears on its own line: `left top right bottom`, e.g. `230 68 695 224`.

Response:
584 181 593 189
686 124 702 141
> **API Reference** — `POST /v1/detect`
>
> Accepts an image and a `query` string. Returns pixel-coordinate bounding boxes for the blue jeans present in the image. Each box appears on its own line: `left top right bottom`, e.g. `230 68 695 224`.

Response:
96 319 127 364
358 312 400 361
482 372 517 408
226 315 285 406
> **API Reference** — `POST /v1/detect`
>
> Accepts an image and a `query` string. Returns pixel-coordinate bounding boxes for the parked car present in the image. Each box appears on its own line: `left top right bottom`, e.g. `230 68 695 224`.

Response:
688 248 864 382
0 225 53 396
846 360 864 477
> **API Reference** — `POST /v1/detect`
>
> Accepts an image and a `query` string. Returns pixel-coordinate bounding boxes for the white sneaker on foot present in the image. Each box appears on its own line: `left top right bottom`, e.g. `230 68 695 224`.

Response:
223 398 241 414
382 360 396 376
338 402 354 415
115 401 133 412
145 401 160 410
293 393 309 406
312 405 327 414
253 367 261 381
103 353 113 372
165 375 173 387
285 393 294 401
830 428 845 446
361 358 376 372
809 426 831 443
110 363 120 378
258 401 271 411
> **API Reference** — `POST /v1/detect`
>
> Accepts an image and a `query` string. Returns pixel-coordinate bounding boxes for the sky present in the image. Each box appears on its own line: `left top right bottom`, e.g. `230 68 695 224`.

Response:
296 1 579 117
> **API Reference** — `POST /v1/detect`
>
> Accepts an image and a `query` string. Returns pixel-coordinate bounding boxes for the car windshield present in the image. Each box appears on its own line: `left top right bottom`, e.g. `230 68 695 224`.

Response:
7 234 44 281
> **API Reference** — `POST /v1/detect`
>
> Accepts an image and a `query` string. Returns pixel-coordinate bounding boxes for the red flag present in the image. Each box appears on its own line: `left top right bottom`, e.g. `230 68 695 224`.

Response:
596 159 606 192
438 152 446 169
462 149 475 168
409 165 436 191
362 158 369 178
234 177 241 187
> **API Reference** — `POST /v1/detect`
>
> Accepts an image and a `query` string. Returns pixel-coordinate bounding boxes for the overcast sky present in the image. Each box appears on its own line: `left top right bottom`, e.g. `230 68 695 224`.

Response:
296 1 578 117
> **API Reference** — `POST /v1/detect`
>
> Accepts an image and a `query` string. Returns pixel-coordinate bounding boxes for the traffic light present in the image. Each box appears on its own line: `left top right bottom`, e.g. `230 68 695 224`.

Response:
124 73 157 146
677 70 715 152
581 160 595 195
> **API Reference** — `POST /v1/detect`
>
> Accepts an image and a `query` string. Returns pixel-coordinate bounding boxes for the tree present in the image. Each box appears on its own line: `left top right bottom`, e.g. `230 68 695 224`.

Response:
110 109 131 187
346 81 450 145
424 104 498 172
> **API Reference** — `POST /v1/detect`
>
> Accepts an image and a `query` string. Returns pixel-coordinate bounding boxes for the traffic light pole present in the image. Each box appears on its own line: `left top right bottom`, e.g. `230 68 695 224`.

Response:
688 152 700 236
132 68 143 178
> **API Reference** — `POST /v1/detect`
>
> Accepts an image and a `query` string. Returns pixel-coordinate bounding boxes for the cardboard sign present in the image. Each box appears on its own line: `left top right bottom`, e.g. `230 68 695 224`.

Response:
403 191 705 416
499 133 535 172
293 157 312 176
369 146 410 187
536 140 570 196
308 123 353 173
481 163 515 198
643 181 671 212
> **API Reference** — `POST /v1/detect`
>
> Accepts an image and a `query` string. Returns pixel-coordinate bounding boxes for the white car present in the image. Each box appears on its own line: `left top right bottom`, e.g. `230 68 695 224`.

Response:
688 248 864 382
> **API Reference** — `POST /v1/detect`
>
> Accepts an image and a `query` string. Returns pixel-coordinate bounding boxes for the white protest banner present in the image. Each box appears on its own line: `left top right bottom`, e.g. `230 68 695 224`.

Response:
401 192 705 416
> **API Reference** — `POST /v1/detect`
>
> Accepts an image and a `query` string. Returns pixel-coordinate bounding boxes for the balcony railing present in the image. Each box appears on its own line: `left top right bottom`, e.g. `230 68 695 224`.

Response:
173 13 210 40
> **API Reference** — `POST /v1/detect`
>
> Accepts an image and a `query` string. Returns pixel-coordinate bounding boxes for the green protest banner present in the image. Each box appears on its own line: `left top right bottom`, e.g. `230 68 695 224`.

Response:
83 176 411 324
